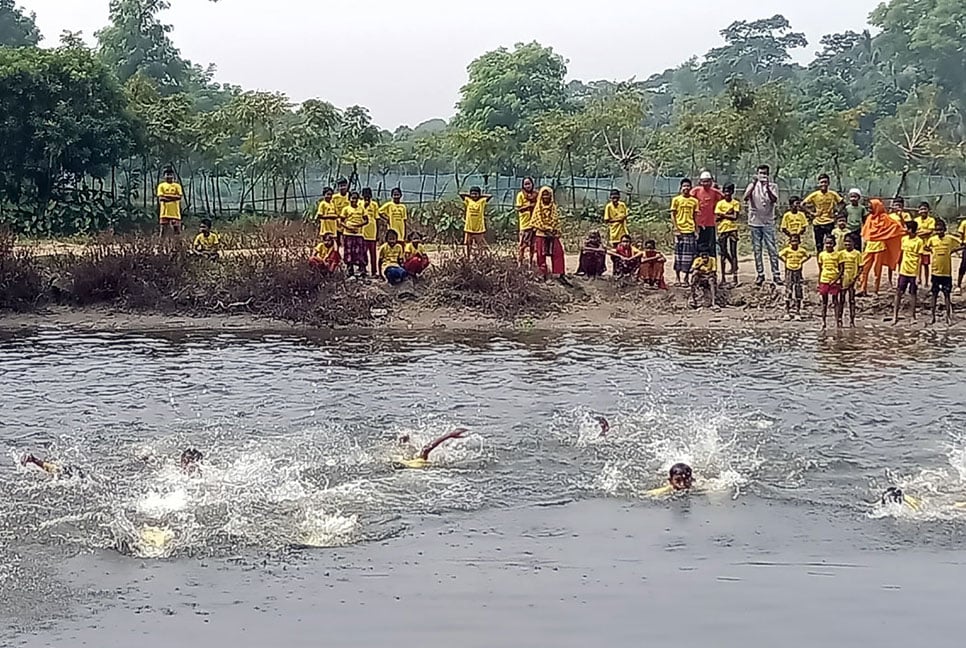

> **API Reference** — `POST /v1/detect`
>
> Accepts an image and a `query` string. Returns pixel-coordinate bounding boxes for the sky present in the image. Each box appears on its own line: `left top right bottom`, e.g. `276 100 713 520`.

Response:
19 0 883 129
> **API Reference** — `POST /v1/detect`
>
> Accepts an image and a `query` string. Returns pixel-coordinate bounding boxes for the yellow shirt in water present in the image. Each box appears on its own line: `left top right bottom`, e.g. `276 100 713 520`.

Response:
925 234 961 277
899 235 925 277
804 190 842 226
832 226 850 251
691 256 716 274
839 249 862 286
361 200 379 241
818 250 842 284
341 204 367 236
380 201 408 241
157 182 183 220
780 210 808 235
670 195 698 235
316 200 338 236
714 198 740 234
515 191 536 232
915 215 936 238
604 201 629 243
377 242 404 273
193 232 220 252
779 246 810 271
463 197 488 234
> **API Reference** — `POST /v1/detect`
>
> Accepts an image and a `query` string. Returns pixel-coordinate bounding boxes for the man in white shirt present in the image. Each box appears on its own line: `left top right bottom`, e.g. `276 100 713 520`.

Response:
743 164 783 286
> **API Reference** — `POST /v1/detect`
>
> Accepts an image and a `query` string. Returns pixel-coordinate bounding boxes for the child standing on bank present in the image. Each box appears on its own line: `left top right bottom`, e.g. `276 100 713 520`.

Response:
460 186 491 256
316 187 339 240
361 188 380 276
380 187 408 243
832 215 850 251
604 189 629 247
817 236 843 329
670 178 699 286
778 234 810 319
915 201 936 287
780 196 809 243
715 183 740 286
340 191 368 278
924 219 961 325
838 234 863 327
892 220 924 325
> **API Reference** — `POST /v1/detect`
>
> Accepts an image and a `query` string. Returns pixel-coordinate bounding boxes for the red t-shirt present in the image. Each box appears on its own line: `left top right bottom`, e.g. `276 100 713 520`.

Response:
691 186 723 229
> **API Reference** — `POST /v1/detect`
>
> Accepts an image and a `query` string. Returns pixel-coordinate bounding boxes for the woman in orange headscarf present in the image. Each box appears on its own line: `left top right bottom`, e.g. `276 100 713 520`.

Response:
859 198 906 295
531 186 566 278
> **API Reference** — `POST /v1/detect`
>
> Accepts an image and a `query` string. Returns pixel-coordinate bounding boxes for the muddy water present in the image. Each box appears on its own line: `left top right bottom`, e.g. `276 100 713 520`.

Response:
2 327 966 646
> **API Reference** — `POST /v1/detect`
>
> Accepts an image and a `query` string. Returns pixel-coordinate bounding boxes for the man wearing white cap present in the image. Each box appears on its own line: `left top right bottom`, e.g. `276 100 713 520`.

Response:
691 171 723 256
844 188 867 248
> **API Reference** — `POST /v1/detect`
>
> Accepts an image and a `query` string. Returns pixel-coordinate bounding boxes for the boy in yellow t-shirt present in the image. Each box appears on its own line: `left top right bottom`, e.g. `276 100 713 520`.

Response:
670 178 699 286
957 217 966 291
603 189 629 245
377 229 407 285
817 236 843 330
832 215 850 251
924 219 961 325
914 201 936 286
157 167 184 237
803 173 843 252
380 187 408 243
780 196 809 241
689 246 718 310
316 187 339 238
192 218 221 261
778 233 810 318
331 178 350 244
838 234 863 327
715 183 740 285
361 187 380 276
892 220 925 325
460 186 492 256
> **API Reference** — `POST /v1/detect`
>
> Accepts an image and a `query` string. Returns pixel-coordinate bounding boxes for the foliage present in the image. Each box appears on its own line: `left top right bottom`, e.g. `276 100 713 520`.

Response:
0 230 44 310
0 0 40 46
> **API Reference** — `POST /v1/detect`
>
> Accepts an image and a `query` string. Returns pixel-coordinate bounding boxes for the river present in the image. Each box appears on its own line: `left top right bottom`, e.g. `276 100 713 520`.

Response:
2 326 966 647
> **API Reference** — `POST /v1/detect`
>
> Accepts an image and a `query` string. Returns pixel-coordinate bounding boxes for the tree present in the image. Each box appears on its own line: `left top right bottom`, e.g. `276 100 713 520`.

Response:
96 0 190 91
454 42 570 152
0 0 40 46
699 15 807 93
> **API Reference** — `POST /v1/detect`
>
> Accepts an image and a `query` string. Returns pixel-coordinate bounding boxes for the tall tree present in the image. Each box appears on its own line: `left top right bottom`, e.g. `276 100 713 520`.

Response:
698 15 807 93
0 0 40 46
96 0 190 91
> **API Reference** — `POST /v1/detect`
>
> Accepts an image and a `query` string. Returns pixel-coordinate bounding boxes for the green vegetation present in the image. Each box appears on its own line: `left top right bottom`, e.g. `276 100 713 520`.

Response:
0 0 964 238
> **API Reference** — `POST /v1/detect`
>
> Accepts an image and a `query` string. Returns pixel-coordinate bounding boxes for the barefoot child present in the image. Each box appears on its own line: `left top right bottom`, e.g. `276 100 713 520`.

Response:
715 183 740 285
332 178 350 246
915 201 935 287
671 178 699 286
378 229 407 285
892 219 924 324
380 187 408 243
603 189 629 247
925 219 961 324
515 177 537 265
361 188 380 276
316 187 339 240
192 218 221 260
403 231 430 280
610 234 643 280
817 236 843 329
778 234 810 319
460 186 491 255
577 230 607 278
531 186 567 281
309 232 342 273
639 240 668 289
690 246 718 310
340 191 368 278
838 234 863 327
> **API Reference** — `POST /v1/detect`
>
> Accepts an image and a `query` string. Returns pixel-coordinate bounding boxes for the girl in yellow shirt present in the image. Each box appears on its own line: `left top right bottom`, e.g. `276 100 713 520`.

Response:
515 177 538 265
460 186 492 256
670 178 699 286
361 187 380 276
316 187 339 238
340 191 368 277
531 187 567 280
915 201 936 286
379 187 408 242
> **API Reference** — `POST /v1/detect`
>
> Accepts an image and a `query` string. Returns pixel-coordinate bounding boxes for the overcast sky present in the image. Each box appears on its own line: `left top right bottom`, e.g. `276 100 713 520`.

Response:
20 0 882 129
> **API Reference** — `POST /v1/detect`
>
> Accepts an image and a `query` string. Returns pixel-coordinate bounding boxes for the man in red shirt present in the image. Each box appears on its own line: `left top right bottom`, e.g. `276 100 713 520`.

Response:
691 171 723 257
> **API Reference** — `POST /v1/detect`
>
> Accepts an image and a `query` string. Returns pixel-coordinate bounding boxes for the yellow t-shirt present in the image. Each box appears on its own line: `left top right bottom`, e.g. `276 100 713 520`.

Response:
804 190 842 226
915 215 936 238
341 204 367 235
317 200 338 236
381 201 408 240
890 211 911 226
314 241 336 258
464 197 488 234
377 242 404 273
818 250 842 284
331 193 349 217
671 195 698 235
780 210 808 235
361 200 379 241
714 199 740 234
691 256 716 274
404 242 425 259
958 219 966 243
899 235 925 277
778 246 810 271
925 234 961 277
157 182 183 220
515 191 535 231
832 226 850 251
604 201 629 243
193 232 220 252
839 249 862 286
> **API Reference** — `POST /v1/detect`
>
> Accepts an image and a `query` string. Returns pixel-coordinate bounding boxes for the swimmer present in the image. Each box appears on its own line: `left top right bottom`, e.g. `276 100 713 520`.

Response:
394 428 469 469
646 463 694 497
880 486 921 511
20 453 85 479
595 415 610 437
180 448 203 475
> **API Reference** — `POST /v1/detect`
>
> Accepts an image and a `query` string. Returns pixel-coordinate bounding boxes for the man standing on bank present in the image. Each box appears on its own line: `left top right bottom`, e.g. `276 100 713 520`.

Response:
692 171 723 260
743 164 783 287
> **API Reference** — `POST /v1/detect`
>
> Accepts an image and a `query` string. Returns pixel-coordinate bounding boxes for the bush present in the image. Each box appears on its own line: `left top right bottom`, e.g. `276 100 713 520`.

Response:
425 252 557 320
0 231 45 311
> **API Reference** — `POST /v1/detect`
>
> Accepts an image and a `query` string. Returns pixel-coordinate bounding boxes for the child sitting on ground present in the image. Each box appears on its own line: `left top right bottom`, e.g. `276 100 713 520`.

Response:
378 229 408 285
309 232 341 273
610 234 643 279
577 230 607 278
639 240 667 289
403 231 431 280
690 246 719 310
192 218 221 260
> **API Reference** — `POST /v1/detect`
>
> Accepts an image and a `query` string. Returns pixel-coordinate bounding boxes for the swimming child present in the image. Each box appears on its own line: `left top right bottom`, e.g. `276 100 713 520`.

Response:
180 448 203 475
394 428 469 469
646 463 695 497
778 233 810 319
20 453 85 479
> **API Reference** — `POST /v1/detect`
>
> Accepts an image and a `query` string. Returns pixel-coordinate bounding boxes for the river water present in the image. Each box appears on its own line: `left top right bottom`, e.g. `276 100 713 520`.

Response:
2 326 966 647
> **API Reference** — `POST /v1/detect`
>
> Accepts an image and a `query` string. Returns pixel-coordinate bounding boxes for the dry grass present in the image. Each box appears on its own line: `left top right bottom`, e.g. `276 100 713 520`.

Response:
0 231 46 311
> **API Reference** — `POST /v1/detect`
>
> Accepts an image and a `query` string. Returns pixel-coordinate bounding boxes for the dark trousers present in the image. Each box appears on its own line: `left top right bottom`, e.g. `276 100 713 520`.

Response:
814 223 834 251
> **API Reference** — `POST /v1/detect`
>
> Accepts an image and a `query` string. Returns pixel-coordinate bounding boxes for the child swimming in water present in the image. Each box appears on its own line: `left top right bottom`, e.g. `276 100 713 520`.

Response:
394 428 468 469
20 453 85 479
646 463 694 497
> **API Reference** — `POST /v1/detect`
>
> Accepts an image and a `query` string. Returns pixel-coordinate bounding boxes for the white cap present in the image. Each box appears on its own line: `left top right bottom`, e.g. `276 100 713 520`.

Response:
849 188 862 197
699 171 713 180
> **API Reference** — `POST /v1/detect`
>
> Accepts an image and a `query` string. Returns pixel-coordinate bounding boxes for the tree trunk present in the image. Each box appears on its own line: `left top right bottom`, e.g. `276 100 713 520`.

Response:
567 147 577 213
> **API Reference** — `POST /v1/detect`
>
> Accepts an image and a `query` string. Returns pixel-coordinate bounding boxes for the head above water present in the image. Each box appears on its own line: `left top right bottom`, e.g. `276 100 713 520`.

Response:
181 448 203 472
881 487 904 505
669 463 693 491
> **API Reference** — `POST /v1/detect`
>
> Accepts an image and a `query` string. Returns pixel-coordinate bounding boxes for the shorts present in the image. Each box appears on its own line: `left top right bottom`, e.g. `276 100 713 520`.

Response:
897 275 918 295
160 217 182 228
519 228 534 249
818 282 840 297
931 275 952 295
921 253 931 266
785 269 803 300
464 232 487 246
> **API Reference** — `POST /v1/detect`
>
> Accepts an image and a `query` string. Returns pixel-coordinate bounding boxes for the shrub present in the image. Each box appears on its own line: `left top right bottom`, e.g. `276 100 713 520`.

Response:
0 231 45 311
